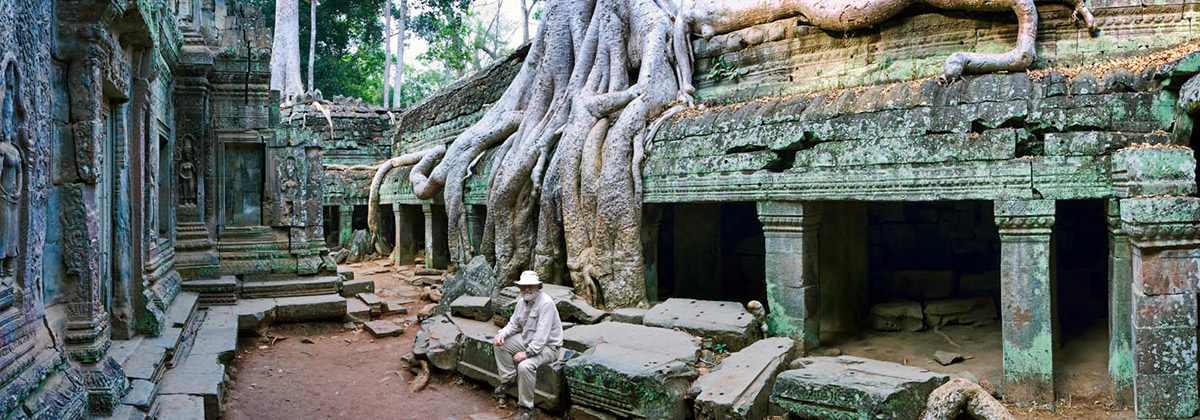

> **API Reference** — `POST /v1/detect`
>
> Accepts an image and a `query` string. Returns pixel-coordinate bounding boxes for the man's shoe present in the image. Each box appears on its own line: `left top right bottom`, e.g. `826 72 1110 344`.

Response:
514 407 538 420
493 380 516 398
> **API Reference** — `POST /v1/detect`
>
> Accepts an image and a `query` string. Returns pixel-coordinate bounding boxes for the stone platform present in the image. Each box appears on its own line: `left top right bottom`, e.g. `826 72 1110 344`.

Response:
643 298 762 352
770 356 949 420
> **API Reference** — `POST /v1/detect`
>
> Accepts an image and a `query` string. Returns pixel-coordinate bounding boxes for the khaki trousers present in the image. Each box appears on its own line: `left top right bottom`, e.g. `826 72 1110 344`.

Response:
494 334 559 409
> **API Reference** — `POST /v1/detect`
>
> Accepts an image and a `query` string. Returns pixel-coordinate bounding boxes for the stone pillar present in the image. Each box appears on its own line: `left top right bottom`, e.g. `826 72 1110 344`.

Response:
465 205 485 253
337 205 353 247
1121 197 1200 419
1107 199 1134 406
392 205 417 265
993 200 1055 407
757 201 821 352
423 204 450 269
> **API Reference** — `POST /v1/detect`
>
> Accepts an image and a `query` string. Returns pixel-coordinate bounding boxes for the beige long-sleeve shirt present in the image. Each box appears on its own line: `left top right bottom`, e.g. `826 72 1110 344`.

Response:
498 291 563 356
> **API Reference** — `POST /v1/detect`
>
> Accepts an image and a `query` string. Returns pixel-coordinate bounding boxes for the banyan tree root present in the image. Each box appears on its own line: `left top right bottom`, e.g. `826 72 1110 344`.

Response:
408 359 431 393
921 378 1016 420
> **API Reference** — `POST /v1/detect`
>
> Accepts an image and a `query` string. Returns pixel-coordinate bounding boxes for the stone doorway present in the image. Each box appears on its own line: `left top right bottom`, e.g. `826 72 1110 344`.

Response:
653 202 765 304
222 143 264 227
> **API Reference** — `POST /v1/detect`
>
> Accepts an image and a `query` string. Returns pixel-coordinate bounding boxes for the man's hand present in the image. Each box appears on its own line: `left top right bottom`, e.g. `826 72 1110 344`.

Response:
514 351 527 363
493 334 505 347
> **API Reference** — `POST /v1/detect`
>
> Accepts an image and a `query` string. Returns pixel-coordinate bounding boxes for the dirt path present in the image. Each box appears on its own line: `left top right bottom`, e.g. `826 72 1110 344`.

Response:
223 260 549 420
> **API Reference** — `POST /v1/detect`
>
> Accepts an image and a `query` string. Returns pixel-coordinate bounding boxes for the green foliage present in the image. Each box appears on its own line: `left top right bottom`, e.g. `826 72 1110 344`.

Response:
714 343 728 354
394 64 453 109
708 56 748 82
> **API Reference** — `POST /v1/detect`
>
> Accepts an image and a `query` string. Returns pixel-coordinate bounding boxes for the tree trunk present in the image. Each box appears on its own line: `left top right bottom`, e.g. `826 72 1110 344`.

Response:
391 0 406 108
520 0 530 44
270 0 304 98
383 1 394 108
308 0 316 92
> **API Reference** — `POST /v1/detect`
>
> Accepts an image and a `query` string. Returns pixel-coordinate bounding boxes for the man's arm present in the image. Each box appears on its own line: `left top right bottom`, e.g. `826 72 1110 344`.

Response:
525 297 558 356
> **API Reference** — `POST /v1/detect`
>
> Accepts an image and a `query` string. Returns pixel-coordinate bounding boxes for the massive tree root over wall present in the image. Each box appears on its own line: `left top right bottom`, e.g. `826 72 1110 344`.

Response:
369 0 1097 310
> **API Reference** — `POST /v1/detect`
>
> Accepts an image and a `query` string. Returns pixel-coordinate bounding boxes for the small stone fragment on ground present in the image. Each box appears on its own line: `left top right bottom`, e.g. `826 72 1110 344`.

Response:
933 350 963 366
921 378 1014 420
364 320 404 338
418 303 438 320
301 337 314 344
923 297 997 328
610 307 648 324
382 299 409 315
412 314 463 371
556 297 608 324
415 267 444 276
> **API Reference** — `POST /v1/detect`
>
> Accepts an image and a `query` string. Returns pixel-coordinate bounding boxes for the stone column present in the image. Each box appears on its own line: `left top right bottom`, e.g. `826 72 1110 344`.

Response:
337 205 352 247
465 205 485 253
423 204 449 269
993 200 1055 407
1106 199 1134 406
1121 197 1200 419
392 205 417 265
757 201 821 352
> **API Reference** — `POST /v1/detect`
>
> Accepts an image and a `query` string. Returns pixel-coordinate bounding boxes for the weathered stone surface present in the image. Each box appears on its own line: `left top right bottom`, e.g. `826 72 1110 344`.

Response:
357 292 384 316
121 344 166 381
450 295 493 321
154 395 206 420
340 279 374 297
438 255 501 315
413 314 464 371
101 404 147 420
771 356 948 420
121 379 155 410
568 405 619 420
235 298 278 333
556 298 608 324
158 370 225 420
610 307 648 324
455 317 572 411
870 300 924 332
689 337 797 420
563 322 700 362
192 307 237 364
565 343 699 419
643 298 761 352
382 299 409 315
346 298 371 320
934 351 963 366
923 297 996 328
1113 148 1198 198
274 294 348 322
364 320 404 337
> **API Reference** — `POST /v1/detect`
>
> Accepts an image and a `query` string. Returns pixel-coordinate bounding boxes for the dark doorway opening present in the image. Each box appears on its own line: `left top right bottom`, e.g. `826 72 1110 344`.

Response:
655 202 765 305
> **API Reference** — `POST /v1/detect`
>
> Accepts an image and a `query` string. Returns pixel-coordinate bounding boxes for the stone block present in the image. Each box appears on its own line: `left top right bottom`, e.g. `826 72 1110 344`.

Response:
167 292 200 328
121 344 166 381
689 337 797 420
568 405 619 420
412 314 463 371
556 298 608 324
357 293 384 316
1133 289 1197 329
192 307 237 364
338 268 355 281
1132 247 1200 295
346 298 370 320
565 343 699 419
154 395 205 420
1113 148 1197 198
770 356 948 420
643 298 762 352
563 322 700 362
1133 324 1197 376
382 299 409 315
869 300 923 332
158 371 225 420
610 308 648 324
1135 373 1199 419
340 279 374 297
365 320 405 338
455 317 571 411
121 379 155 410
923 297 996 328
104 404 146 420
450 295 494 321
235 298 278 333
274 294 347 322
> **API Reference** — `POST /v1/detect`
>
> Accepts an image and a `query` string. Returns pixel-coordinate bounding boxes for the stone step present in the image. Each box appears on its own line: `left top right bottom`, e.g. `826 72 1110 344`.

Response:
275 294 347 322
121 379 157 411
189 306 237 364
181 277 237 306
156 307 236 420
121 342 168 383
108 336 145 367
152 394 207 420
167 292 200 328
240 276 341 299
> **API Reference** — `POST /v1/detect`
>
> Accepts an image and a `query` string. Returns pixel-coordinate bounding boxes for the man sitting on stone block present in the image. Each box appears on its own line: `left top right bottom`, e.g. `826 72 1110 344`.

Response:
493 270 563 420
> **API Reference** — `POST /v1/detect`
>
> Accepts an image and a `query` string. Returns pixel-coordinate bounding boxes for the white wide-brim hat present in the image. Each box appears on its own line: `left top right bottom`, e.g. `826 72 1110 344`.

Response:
515 270 542 286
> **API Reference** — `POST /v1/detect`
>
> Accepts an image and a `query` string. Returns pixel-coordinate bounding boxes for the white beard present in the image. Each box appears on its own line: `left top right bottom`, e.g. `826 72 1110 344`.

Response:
521 291 536 303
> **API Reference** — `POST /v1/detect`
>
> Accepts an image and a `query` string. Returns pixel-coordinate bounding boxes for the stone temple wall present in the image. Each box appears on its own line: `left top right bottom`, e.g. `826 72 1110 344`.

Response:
384 3 1200 418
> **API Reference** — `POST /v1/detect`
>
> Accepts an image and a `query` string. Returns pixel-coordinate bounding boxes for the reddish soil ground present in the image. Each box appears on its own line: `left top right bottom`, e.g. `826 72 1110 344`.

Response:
224 259 561 420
